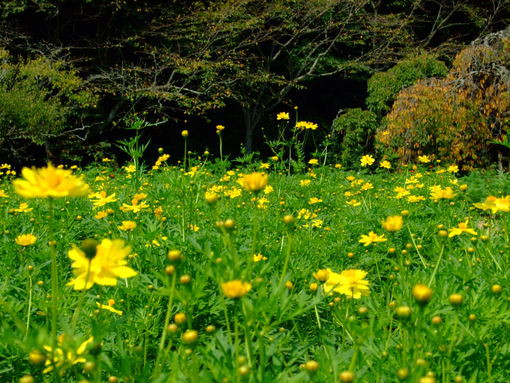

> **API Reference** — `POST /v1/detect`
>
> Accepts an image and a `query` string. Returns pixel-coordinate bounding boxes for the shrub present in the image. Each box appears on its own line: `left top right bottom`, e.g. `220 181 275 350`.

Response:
0 49 97 162
366 53 448 117
377 28 510 169
333 108 378 167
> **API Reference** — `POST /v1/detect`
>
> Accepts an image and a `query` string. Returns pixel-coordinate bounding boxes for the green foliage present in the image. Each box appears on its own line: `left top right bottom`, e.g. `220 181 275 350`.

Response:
377 29 510 169
1 160 510 381
0 49 97 159
366 53 448 116
333 108 378 167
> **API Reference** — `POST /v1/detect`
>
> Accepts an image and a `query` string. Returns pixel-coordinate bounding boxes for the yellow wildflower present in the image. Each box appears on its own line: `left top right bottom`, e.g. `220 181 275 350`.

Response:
448 221 477 238
221 280 252 298
323 269 370 299
43 335 94 373
239 172 268 192
118 221 137 231
15 234 37 246
96 299 123 315
276 112 290 120
67 239 137 290
359 231 387 246
360 155 375 167
381 216 403 232
13 163 89 198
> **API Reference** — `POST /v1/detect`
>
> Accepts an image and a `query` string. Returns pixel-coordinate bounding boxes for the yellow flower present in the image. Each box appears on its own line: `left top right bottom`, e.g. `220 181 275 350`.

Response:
181 129 189 137
360 155 375 167
473 195 510 214
216 124 225 131
308 159 319 165
312 269 330 282
418 155 431 163
448 221 477 238
67 239 138 290
379 160 391 169
13 163 90 198
260 163 270 169
381 215 403 232
295 121 318 130
323 269 370 299
205 191 220 204
359 231 387 246
96 299 123 315
276 112 290 120
429 185 456 201
118 221 137 231
253 253 268 262
124 164 136 173
89 191 118 208
412 284 433 304
239 172 268 192
221 280 252 298
300 179 311 187
15 234 37 246
43 335 94 374
447 164 459 173
308 197 322 204
0 189 8 198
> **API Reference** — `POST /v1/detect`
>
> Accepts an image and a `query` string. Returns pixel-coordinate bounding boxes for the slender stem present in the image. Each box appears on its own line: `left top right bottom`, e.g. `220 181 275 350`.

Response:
219 134 223 162
71 261 92 330
25 272 33 339
279 233 293 285
183 137 188 171
154 272 177 376
407 226 427 268
428 244 444 286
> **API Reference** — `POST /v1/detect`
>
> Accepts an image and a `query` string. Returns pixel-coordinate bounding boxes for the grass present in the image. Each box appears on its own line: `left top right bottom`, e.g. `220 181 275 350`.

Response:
0 158 509 383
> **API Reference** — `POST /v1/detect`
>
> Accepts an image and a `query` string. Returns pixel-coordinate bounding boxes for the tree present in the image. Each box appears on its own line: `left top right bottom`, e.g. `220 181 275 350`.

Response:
377 27 510 169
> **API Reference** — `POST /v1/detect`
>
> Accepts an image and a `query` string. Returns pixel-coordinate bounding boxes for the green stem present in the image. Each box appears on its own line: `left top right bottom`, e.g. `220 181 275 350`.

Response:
219 134 223 162
428 244 445 286
279 233 293 285
25 272 33 339
183 137 188 171
154 272 177 376
71 261 92 330
407 225 427 269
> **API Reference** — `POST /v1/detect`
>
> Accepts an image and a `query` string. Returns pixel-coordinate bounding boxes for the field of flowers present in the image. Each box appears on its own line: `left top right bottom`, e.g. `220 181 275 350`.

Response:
1 154 510 383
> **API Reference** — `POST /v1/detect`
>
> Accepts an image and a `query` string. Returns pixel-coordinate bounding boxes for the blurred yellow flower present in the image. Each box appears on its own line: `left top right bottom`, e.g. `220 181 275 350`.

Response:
429 185 455 201
381 215 403 232
216 124 225 131
473 195 510 214
308 159 319 165
67 239 138 290
448 221 477 238
221 280 252 298
96 299 123 315
323 269 370 299
43 335 94 373
360 155 375 167
253 253 268 262
13 163 90 198
312 269 330 282
359 231 387 246
118 221 137 231
379 160 391 169
418 155 431 163
239 172 268 192
276 112 290 120
295 121 318 130
181 130 189 137
15 234 37 246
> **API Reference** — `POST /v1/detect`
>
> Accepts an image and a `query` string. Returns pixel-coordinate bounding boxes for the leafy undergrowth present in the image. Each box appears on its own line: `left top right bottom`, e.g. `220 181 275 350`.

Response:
0 159 509 383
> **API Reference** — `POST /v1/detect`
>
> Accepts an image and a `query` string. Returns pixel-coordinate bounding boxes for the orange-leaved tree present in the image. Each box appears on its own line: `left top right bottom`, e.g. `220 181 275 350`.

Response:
377 28 510 170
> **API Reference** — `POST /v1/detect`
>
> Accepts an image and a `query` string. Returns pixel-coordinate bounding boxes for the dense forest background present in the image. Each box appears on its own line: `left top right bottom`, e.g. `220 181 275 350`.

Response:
1 0 509 166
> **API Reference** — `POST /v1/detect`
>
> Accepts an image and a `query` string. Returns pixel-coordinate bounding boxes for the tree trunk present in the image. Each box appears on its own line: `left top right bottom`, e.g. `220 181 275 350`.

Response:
243 107 262 154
